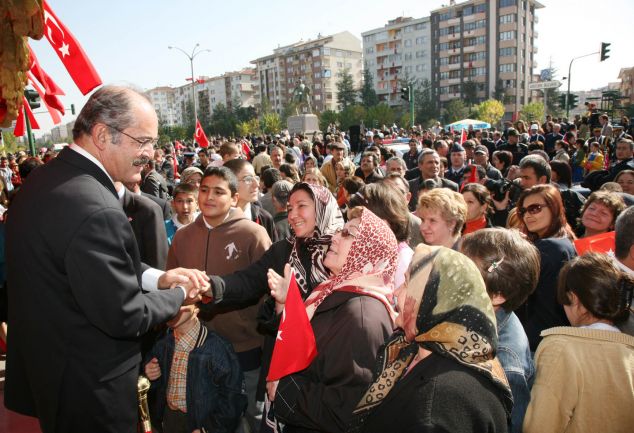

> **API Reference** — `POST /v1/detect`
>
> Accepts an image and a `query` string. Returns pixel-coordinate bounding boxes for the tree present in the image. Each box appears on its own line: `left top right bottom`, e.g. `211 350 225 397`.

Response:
359 67 378 108
462 81 478 107
0 131 21 153
336 68 357 111
414 78 439 125
319 109 338 132
209 103 237 137
365 103 395 129
281 100 299 125
474 99 505 128
338 104 366 131
443 99 468 123
520 101 545 123
236 118 261 136
261 112 282 134
183 100 196 137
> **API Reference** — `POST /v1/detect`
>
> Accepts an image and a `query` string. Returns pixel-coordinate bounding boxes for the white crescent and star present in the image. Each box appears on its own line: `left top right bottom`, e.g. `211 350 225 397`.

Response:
43 10 70 58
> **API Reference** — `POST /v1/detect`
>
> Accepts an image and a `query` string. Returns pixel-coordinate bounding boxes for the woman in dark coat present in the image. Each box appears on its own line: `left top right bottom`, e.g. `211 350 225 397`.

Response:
349 245 513 433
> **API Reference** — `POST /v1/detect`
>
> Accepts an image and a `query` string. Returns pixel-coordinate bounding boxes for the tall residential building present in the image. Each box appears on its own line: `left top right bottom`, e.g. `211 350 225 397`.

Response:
618 67 634 104
362 16 432 106
146 86 179 126
430 0 543 119
252 31 363 113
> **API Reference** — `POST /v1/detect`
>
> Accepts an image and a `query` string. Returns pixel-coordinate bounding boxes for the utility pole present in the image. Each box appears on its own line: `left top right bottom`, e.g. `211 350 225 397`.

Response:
168 44 210 124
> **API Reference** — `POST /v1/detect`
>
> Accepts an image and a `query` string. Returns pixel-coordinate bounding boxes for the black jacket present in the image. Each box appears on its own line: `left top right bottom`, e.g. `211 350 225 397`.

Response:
408 176 459 211
141 169 169 200
275 292 393 433
5 147 183 433
251 201 279 243
360 353 510 433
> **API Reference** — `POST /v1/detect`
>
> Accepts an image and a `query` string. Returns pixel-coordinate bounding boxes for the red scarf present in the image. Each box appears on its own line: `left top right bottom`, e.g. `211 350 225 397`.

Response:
463 216 487 235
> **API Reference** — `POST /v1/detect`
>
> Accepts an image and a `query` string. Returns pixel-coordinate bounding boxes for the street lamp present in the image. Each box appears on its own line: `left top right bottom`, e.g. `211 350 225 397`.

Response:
168 43 210 124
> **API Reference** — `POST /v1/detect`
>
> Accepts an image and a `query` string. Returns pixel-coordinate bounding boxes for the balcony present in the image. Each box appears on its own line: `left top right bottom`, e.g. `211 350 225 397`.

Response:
447 17 460 25
448 62 461 70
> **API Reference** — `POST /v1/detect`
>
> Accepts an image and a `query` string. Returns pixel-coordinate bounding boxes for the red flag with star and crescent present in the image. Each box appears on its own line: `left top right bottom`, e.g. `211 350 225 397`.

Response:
574 231 615 256
42 0 102 95
266 274 317 381
194 119 209 148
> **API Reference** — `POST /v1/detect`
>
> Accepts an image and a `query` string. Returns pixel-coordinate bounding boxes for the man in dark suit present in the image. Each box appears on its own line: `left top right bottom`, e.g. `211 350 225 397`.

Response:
5 86 209 433
140 160 169 199
408 149 458 211
116 182 169 270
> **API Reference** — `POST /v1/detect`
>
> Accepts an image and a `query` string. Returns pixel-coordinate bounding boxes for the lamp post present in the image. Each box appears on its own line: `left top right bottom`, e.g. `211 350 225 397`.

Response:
168 44 210 124
565 51 599 118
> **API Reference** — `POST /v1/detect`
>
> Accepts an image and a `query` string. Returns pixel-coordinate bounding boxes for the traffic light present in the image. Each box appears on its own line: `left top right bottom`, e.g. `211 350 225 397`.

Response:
558 94 567 109
568 93 579 109
71 104 76 115
24 89 40 110
400 86 410 102
600 42 611 62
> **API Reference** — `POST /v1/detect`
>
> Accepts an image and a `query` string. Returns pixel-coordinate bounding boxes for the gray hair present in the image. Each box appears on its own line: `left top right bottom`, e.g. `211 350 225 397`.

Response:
271 180 294 208
72 85 151 142
386 156 407 170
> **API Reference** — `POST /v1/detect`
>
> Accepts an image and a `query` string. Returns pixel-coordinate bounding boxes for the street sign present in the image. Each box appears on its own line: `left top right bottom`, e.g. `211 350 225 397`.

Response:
529 80 562 90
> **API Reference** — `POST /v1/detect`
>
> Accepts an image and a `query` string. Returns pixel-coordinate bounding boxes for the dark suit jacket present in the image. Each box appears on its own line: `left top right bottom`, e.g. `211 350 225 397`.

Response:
408 176 459 211
140 169 169 199
122 190 169 270
142 191 172 221
5 147 184 433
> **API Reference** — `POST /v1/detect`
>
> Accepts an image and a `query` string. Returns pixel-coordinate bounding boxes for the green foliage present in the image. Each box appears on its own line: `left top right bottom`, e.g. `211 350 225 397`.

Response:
237 118 261 136
520 101 545 123
462 81 478 107
414 79 439 125
338 105 366 131
1 131 20 153
443 99 469 123
319 110 338 132
336 68 357 110
209 103 236 137
365 103 395 128
261 112 282 134
359 67 378 108
474 99 505 127
281 101 299 125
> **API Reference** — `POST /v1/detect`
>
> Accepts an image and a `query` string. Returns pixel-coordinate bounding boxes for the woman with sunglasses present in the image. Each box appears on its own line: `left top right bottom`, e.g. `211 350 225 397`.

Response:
267 207 397 432
515 184 577 351
524 253 634 433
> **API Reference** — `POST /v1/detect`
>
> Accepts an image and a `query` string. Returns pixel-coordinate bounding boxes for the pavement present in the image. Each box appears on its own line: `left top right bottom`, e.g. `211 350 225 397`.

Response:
0 352 43 433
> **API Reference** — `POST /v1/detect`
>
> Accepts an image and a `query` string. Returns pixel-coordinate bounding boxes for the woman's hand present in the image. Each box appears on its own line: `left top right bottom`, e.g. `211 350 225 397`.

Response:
144 358 161 381
268 263 293 305
267 380 279 402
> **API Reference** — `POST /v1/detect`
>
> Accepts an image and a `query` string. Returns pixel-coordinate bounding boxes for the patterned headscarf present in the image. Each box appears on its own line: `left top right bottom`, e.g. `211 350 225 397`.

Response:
351 245 512 426
287 183 344 295
304 207 398 322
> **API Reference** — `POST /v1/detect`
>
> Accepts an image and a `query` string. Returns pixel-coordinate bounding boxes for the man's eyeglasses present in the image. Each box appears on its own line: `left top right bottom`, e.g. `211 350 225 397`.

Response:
239 175 259 185
104 124 158 149
518 203 546 217
334 227 358 238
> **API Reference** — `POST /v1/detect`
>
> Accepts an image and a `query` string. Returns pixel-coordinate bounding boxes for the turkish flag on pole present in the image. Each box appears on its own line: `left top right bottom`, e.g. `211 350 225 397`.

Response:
193 119 209 148
29 45 66 111
460 129 467 145
14 97 41 137
574 231 616 256
267 275 318 381
42 0 102 95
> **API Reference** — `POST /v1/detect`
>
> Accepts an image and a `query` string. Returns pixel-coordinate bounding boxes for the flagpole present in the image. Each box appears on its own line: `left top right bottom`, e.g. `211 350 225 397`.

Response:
168 44 210 126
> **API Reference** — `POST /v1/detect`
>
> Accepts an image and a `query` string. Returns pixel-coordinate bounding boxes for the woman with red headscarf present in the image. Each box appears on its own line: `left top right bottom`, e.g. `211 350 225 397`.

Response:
266 207 398 432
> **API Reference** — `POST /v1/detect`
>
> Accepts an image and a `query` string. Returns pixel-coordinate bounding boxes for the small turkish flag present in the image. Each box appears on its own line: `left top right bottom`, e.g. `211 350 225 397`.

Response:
266 274 317 381
29 45 66 115
461 165 478 191
28 72 62 124
193 119 209 148
460 129 467 145
42 0 102 95
574 231 615 256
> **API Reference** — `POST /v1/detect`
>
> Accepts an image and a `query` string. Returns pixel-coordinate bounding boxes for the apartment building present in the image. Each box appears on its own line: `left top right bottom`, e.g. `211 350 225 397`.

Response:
146 86 179 126
618 67 634 104
361 16 432 106
252 31 363 113
430 0 543 119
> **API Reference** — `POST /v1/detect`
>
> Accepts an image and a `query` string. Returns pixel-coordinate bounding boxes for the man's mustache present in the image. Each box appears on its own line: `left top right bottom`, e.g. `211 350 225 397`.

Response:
132 157 150 167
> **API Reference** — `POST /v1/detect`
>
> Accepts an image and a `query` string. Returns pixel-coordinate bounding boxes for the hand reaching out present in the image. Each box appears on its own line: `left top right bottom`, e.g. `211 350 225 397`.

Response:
144 357 161 381
268 264 292 309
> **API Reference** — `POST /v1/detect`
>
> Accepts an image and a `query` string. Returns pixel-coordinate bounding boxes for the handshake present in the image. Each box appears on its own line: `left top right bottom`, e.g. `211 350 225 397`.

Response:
158 267 213 305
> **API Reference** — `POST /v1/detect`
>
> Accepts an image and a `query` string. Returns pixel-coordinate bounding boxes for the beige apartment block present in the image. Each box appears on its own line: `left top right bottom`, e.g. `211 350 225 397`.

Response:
252 31 363 113
431 0 543 120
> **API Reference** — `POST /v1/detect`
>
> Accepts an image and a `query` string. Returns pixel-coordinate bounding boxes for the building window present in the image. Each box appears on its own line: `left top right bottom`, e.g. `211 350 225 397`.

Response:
500 0 517 7
439 57 449 65
404 66 412 73
415 36 426 45
365 47 374 54
314 72 321 78
499 64 516 73
499 47 516 57
415 22 427 30
323 47 331 55
499 13 516 24
323 69 331 78
314 94 322 101
404 39 412 47
416 50 426 58
404 25 413 33
404 53 413 60
416 64 426 72
314 61 321 67
499 31 516 41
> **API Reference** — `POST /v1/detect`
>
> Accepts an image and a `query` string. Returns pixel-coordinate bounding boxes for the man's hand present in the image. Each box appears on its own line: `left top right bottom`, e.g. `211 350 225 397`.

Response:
144 358 161 381
266 380 279 402
159 267 209 290
492 190 510 211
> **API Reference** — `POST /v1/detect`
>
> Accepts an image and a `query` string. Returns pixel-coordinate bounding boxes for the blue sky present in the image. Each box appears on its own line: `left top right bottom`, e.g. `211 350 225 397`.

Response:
28 0 633 136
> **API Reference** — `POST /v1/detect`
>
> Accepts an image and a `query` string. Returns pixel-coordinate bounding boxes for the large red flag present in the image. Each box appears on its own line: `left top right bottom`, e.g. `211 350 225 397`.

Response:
42 0 102 95
460 128 467 145
28 48 66 115
574 231 615 256
193 119 209 148
14 97 41 137
267 275 317 381
28 72 62 124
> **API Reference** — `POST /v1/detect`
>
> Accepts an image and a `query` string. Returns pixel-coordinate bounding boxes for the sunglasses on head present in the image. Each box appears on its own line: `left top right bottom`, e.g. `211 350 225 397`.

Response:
518 203 546 217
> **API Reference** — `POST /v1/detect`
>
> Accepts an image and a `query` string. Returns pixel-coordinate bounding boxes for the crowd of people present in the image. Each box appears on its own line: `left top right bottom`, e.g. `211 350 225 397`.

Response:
1 86 633 433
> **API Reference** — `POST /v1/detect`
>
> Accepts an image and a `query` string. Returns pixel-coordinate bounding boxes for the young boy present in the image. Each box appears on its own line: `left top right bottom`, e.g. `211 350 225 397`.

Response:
145 304 247 433
165 183 199 245
167 166 271 432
